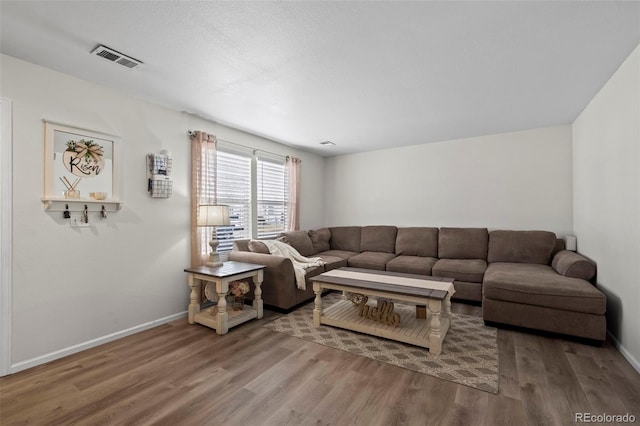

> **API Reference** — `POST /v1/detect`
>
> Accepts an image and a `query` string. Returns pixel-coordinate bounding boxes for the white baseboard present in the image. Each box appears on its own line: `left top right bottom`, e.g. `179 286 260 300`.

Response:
9 311 187 375
607 330 640 374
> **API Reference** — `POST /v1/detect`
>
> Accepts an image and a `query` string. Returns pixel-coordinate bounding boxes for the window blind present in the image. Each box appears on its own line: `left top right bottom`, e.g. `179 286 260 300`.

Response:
214 149 252 252
256 157 287 239
198 145 289 258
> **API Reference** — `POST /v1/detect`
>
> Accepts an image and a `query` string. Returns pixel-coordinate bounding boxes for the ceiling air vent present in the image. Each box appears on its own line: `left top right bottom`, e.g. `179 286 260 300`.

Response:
91 45 143 69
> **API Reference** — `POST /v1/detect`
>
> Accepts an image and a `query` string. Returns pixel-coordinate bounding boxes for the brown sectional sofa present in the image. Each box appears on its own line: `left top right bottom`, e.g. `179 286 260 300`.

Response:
482 231 606 341
230 226 606 341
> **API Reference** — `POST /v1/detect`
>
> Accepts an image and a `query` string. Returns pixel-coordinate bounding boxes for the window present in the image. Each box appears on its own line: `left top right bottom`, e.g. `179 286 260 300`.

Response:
206 147 288 254
214 150 251 252
256 156 287 239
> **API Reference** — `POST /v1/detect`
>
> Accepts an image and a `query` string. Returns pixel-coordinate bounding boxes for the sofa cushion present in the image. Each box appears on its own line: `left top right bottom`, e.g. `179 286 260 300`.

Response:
348 252 397 271
438 228 488 260
386 255 437 275
552 238 566 258
451 281 482 302
551 250 597 281
360 226 397 253
329 226 361 252
432 259 487 283
248 240 269 254
304 265 325 280
316 255 348 271
279 231 315 256
482 298 606 341
483 262 606 315
395 227 438 257
309 228 331 253
233 239 250 252
316 250 359 260
488 230 557 265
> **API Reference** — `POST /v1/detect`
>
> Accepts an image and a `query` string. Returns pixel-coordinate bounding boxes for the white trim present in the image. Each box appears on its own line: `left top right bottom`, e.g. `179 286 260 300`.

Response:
42 119 120 138
9 311 187 375
251 153 258 238
607 330 640 374
0 98 13 377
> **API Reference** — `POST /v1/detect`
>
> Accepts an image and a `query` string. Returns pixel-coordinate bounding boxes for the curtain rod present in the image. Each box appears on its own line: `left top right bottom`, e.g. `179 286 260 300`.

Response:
187 130 288 160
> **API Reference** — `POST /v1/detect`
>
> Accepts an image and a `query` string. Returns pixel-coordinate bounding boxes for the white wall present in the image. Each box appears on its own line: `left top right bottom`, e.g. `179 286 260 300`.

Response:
0 55 324 370
572 45 640 368
325 125 573 235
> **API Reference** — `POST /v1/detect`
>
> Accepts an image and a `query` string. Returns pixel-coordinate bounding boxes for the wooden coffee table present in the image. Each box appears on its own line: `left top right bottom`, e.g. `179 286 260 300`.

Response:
310 267 454 355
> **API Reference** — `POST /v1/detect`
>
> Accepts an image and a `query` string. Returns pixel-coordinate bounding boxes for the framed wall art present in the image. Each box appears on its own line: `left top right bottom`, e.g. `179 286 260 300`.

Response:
42 120 122 212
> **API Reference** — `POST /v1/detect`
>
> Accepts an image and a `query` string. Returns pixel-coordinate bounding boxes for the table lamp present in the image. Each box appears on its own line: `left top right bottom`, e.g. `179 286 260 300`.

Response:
197 204 230 267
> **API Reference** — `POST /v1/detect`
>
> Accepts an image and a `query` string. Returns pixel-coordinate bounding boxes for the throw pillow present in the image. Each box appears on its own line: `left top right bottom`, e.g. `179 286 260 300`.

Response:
309 228 331 253
551 250 596 281
278 231 315 256
247 240 270 254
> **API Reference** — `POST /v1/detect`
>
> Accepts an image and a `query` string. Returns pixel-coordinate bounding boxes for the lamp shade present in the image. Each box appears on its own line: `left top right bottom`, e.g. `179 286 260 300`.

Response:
197 205 230 227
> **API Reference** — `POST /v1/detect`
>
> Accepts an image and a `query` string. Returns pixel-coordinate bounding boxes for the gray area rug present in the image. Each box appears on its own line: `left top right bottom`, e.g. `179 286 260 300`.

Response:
263 293 499 394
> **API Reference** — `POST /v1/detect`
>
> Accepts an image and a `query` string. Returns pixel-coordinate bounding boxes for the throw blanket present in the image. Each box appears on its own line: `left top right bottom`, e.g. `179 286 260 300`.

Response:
262 240 325 290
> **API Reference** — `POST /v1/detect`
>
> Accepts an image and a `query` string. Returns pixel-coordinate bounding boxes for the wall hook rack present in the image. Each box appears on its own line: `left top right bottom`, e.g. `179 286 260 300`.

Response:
43 199 122 212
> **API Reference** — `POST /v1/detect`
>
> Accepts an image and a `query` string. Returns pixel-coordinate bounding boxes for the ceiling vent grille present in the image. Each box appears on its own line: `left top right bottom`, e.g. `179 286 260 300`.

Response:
91 45 143 69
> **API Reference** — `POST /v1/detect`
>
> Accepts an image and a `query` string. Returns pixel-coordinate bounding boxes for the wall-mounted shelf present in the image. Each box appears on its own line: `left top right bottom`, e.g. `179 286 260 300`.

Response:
42 198 122 212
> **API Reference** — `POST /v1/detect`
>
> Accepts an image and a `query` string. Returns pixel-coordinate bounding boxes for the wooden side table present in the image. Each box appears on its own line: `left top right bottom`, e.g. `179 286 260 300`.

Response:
184 261 265 335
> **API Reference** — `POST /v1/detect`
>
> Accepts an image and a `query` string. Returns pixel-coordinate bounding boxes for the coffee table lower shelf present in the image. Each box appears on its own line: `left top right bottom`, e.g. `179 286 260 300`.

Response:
320 299 450 350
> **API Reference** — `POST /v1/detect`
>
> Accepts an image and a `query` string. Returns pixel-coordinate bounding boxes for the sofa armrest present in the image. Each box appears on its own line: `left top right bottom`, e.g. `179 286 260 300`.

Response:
229 251 295 281
228 251 298 309
551 250 596 281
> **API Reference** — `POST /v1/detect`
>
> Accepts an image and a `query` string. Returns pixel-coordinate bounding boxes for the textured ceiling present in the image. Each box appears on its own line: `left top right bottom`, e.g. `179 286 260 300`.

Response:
1 1 639 156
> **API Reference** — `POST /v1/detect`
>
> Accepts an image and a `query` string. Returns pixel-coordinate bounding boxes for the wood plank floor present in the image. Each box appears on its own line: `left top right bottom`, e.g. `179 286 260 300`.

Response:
1 302 639 426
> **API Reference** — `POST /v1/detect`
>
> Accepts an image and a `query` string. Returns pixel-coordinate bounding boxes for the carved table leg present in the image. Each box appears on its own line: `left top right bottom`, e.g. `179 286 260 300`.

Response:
216 281 229 335
443 294 452 322
187 274 201 324
313 283 323 327
428 299 443 355
253 270 264 319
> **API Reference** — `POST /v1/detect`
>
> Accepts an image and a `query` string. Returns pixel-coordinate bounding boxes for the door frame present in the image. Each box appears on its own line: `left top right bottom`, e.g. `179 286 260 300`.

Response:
1 98 13 376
